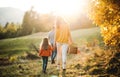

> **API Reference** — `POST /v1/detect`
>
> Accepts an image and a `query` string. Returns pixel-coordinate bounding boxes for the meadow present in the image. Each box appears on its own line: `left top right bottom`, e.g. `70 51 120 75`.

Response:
0 27 102 57
0 27 105 77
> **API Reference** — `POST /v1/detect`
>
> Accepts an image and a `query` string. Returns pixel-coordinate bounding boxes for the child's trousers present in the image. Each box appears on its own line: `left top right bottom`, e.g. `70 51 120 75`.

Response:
42 56 48 71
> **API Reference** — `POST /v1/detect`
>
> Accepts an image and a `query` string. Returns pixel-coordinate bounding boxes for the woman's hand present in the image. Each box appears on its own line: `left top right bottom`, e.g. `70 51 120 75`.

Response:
68 35 73 45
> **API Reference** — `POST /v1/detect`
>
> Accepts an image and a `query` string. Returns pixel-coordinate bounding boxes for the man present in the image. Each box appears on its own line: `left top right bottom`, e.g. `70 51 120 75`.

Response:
48 26 57 64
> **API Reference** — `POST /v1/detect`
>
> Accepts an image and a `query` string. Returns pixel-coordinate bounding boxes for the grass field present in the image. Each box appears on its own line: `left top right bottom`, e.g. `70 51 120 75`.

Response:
71 27 103 46
0 27 102 57
0 32 48 57
0 27 105 77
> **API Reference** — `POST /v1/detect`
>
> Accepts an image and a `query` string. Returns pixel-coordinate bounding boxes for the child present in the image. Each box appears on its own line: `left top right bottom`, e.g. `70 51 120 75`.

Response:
39 38 53 73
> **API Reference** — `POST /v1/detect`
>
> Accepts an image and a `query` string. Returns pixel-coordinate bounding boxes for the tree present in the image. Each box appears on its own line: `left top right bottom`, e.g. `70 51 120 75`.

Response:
88 0 120 75
88 0 120 50
22 11 32 35
3 22 17 38
0 24 4 39
21 7 56 35
0 24 3 31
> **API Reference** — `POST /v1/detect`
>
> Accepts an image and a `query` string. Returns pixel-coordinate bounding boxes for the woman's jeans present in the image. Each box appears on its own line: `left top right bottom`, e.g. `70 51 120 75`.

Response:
42 56 48 71
56 43 68 69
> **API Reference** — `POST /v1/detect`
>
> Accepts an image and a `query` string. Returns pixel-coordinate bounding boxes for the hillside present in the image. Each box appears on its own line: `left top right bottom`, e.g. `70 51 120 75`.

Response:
0 27 102 57
0 7 25 26
0 27 105 76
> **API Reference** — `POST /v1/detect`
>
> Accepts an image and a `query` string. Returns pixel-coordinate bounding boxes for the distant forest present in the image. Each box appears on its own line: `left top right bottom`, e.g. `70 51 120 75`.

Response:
0 7 94 39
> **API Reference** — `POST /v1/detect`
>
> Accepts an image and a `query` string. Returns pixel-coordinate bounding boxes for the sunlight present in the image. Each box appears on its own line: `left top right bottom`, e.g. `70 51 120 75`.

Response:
0 0 88 16
53 0 88 16
33 0 88 16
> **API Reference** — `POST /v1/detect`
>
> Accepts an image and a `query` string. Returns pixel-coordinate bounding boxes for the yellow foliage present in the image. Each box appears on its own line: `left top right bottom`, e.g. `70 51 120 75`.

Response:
88 0 120 50
9 55 18 62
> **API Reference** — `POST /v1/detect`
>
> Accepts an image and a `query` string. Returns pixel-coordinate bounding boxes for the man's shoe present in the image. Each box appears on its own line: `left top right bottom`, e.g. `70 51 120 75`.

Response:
42 70 47 74
51 60 55 64
63 69 66 71
44 71 47 74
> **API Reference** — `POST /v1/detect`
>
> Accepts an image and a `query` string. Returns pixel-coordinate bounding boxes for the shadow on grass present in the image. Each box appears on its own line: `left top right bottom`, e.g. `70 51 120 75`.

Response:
0 49 28 57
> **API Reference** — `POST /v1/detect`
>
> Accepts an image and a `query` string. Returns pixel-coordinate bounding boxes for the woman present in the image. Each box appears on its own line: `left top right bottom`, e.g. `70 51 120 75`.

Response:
55 16 73 71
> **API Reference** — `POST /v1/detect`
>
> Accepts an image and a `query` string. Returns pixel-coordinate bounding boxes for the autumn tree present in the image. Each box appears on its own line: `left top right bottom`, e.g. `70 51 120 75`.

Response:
0 24 4 39
0 22 20 39
0 24 3 31
4 22 17 38
88 0 120 51
87 0 120 75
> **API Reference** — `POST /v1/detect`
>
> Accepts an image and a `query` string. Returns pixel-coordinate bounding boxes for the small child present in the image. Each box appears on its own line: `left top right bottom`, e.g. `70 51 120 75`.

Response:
39 38 53 73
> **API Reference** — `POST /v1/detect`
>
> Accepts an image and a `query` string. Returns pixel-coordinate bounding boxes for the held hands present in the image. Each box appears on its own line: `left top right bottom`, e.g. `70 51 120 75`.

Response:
53 43 57 50
68 40 73 45
68 37 73 45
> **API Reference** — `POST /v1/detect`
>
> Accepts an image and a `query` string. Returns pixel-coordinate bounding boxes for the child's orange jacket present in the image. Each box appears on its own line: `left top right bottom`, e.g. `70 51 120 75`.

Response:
39 45 53 57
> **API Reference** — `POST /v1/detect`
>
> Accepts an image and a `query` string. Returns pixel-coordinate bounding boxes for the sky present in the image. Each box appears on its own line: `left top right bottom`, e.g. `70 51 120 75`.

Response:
0 0 88 15
0 0 46 11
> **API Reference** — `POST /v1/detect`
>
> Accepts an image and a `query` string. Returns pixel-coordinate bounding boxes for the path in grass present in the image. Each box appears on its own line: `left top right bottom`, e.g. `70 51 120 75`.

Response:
35 51 92 77
0 47 94 77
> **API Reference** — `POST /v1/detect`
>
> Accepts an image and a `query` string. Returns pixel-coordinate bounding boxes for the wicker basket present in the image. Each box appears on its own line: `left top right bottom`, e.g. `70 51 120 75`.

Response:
68 43 78 54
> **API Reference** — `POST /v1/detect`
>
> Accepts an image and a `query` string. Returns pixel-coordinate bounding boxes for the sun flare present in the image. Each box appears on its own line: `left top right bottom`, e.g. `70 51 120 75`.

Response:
0 0 89 29
32 0 88 16
0 0 88 16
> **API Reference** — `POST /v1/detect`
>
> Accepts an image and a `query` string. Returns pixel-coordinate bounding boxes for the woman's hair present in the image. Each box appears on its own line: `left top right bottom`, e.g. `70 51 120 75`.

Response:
41 38 49 50
55 16 68 29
